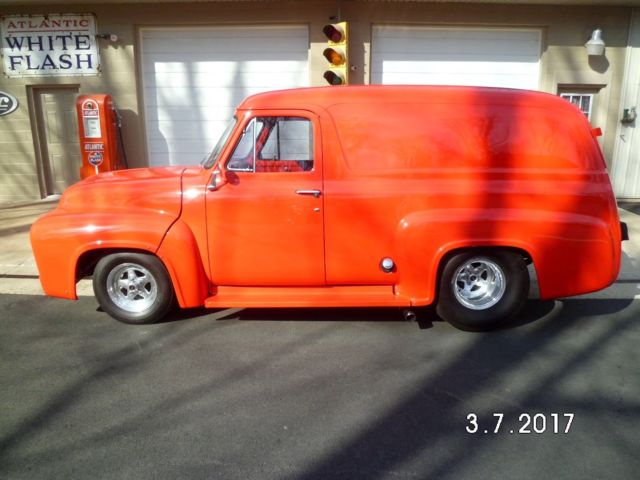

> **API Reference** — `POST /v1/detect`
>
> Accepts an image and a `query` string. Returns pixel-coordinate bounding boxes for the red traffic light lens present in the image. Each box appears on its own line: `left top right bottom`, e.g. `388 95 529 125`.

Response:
322 24 345 43
323 70 345 86
323 47 346 66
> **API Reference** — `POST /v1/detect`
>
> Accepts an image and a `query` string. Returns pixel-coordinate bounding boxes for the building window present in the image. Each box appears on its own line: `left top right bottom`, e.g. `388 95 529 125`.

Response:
560 93 594 121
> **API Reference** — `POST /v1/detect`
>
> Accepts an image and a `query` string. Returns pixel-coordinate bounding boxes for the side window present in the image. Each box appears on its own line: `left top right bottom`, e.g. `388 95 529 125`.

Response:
226 116 313 173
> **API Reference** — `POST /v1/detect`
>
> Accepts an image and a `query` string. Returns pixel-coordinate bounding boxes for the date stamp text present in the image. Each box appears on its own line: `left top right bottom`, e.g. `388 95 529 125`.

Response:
466 413 574 434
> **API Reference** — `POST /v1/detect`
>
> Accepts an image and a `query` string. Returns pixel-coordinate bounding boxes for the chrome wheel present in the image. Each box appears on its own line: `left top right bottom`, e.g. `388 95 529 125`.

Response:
106 263 158 313
452 257 506 310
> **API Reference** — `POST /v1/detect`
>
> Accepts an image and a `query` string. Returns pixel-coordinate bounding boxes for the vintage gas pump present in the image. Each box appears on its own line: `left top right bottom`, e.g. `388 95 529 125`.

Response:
76 94 127 179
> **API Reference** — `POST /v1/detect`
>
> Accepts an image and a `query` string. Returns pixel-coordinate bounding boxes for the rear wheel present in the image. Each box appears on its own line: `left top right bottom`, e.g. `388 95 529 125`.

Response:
436 250 529 331
93 253 175 324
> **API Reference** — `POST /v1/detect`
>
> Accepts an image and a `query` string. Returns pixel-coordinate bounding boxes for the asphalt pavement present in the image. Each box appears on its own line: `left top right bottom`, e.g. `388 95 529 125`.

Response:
1 295 639 479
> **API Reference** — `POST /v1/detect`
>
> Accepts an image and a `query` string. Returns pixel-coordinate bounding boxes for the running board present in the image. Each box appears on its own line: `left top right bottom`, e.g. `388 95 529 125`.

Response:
204 285 409 308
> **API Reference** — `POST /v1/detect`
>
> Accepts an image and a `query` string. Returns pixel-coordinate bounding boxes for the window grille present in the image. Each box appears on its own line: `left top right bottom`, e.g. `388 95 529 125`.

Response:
560 93 594 121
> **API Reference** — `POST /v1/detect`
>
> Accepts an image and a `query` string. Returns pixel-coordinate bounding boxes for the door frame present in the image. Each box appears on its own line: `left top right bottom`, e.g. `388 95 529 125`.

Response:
27 84 80 198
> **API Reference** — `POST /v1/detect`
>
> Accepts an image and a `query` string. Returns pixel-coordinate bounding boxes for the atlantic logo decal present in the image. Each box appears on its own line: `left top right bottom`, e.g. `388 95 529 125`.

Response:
0 91 18 116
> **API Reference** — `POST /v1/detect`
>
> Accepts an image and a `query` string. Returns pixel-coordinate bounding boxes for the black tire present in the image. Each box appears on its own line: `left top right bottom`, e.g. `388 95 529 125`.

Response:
436 250 529 332
93 252 175 325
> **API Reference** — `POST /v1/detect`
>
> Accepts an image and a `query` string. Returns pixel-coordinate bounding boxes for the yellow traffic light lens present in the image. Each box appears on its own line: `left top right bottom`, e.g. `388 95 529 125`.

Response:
323 70 345 86
323 47 346 66
322 24 345 43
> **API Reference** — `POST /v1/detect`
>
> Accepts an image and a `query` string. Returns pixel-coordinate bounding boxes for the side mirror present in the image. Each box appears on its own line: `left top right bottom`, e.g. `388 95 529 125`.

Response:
207 169 227 191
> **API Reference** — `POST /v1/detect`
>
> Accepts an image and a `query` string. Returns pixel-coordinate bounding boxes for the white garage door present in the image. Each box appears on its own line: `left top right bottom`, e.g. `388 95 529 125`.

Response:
141 25 309 166
371 26 541 90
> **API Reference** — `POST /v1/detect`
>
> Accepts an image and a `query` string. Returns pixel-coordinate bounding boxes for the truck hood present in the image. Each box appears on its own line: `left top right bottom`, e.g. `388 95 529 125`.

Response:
57 166 186 218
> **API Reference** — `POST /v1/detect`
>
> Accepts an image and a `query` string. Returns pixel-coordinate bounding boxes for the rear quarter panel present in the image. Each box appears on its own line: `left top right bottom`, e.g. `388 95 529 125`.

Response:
321 90 620 304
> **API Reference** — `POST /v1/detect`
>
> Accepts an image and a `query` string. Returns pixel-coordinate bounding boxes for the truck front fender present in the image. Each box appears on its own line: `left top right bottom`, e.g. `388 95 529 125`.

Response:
156 220 209 308
31 211 175 300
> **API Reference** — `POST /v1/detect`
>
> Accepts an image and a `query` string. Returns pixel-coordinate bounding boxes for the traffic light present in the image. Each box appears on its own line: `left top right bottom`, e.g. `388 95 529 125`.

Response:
322 21 348 85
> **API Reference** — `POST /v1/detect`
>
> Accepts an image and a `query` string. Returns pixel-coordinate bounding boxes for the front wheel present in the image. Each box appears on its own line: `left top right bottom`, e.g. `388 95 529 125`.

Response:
436 251 529 331
93 253 175 324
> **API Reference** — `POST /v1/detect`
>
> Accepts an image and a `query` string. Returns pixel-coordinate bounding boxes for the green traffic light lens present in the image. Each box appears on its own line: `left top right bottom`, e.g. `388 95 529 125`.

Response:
323 71 345 86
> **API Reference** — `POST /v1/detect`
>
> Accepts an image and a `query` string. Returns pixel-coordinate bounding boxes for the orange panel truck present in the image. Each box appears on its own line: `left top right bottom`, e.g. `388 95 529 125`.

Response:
31 86 628 331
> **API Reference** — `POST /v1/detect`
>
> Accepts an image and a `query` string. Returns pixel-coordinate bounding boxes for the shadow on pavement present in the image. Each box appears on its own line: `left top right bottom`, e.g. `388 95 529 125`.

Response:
162 296 634 332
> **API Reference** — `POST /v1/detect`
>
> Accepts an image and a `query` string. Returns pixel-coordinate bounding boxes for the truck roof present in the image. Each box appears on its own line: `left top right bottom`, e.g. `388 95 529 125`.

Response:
238 85 577 115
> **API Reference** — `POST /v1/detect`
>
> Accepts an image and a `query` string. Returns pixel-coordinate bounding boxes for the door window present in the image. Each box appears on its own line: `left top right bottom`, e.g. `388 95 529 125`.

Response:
227 116 313 172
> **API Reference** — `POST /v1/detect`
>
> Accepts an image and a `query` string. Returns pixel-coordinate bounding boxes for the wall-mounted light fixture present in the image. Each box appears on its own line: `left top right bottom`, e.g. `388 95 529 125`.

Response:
96 33 118 43
621 107 637 124
585 28 605 56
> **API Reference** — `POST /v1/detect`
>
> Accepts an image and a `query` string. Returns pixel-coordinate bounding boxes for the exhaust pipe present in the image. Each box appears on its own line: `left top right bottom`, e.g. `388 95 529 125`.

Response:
402 309 417 322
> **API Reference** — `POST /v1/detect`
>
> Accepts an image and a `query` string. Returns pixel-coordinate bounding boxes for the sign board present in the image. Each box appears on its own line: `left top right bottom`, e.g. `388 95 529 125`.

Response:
0 91 18 115
1 14 100 77
81 99 101 138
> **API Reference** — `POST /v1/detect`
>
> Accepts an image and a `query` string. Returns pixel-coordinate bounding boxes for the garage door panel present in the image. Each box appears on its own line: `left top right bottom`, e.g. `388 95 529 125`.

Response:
380 60 539 88
143 38 307 55
146 87 291 113
380 72 538 89
378 52 539 63
147 121 232 140
149 139 214 154
380 60 540 74
372 26 540 90
145 107 236 123
143 54 308 67
376 39 540 58
143 60 307 77
373 26 540 43
143 69 307 89
141 25 309 167
143 86 291 101
147 152 171 165
143 26 305 39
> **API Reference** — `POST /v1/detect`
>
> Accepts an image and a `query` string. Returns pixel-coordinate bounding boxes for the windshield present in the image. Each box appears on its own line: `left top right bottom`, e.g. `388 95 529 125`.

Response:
202 117 237 168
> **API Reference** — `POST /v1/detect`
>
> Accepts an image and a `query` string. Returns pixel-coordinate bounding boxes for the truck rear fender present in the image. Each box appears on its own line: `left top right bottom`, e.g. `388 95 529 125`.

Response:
394 208 616 304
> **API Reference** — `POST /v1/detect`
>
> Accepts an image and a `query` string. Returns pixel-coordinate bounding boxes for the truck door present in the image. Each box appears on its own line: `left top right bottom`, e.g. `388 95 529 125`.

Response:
205 111 325 286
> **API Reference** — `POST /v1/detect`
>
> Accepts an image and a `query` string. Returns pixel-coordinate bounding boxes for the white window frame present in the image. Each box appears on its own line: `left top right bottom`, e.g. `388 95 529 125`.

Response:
560 93 594 121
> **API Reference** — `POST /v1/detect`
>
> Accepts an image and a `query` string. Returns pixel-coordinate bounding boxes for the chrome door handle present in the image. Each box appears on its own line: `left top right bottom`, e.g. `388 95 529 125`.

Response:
295 189 322 198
